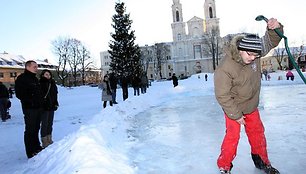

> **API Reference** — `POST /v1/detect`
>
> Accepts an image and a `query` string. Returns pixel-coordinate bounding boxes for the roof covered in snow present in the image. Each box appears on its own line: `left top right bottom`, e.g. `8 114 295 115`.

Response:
0 52 57 69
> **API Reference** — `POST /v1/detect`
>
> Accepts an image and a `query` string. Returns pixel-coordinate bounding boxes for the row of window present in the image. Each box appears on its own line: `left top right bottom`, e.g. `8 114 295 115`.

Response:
0 61 13 65
0 72 17 78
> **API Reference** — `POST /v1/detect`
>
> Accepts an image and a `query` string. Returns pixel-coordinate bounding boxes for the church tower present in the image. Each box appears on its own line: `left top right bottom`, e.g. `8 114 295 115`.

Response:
171 0 186 42
204 0 220 34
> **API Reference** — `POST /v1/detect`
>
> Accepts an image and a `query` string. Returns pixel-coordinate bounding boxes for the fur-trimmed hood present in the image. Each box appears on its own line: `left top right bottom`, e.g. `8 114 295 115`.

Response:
223 34 246 64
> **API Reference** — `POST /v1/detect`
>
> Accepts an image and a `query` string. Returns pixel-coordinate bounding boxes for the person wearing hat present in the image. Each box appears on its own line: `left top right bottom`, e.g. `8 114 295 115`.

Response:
214 18 283 174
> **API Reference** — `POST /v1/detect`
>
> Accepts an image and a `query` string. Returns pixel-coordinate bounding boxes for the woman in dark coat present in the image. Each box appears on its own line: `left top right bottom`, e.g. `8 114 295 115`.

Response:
39 69 59 148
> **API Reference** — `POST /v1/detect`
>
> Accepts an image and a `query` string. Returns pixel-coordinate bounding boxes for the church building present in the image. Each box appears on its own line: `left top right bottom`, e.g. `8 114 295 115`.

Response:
168 0 220 79
100 0 220 80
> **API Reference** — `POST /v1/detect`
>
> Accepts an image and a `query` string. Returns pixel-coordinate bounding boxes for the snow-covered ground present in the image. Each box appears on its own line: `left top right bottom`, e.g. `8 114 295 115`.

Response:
0 70 305 174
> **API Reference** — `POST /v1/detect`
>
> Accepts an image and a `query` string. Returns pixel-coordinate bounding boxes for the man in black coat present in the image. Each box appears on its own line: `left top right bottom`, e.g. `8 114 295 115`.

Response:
121 76 129 101
15 60 44 158
0 81 9 122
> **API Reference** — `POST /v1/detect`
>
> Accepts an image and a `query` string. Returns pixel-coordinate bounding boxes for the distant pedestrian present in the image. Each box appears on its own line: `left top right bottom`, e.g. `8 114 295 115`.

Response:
8 87 14 98
262 69 268 80
0 82 9 122
172 73 178 87
286 70 294 81
121 76 129 101
109 73 118 104
39 69 59 148
267 74 271 81
132 75 141 96
205 74 208 81
101 75 113 108
15 60 44 158
140 73 148 94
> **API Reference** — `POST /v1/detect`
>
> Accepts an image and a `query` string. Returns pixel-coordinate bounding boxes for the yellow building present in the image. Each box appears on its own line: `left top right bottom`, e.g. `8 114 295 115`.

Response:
0 52 57 87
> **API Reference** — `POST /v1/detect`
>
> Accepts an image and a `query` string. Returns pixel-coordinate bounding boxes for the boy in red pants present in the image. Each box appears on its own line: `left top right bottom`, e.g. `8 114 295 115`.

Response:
214 18 282 174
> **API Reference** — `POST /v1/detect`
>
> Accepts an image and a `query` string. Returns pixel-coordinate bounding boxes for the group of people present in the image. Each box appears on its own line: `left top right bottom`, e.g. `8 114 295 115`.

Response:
15 60 59 158
0 82 11 122
131 73 148 96
100 73 149 108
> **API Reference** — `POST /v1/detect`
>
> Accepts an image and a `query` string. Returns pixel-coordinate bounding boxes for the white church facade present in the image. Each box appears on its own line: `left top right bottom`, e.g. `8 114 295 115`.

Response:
100 0 220 80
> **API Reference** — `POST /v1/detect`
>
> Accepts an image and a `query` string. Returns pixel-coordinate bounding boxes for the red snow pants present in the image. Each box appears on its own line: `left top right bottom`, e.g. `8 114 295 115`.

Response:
217 108 270 170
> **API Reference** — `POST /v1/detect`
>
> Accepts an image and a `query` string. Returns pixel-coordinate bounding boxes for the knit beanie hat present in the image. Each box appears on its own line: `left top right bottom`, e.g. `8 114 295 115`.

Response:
237 34 262 54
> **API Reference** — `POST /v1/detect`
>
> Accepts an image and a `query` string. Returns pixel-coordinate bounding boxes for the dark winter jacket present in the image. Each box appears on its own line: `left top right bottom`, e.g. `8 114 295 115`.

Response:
172 75 178 87
214 25 283 120
15 70 44 109
132 76 141 88
109 74 118 89
39 77 59 111
0 82 9 99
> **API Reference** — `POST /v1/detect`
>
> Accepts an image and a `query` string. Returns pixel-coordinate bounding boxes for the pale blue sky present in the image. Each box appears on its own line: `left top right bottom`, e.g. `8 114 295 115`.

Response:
1 0 305 67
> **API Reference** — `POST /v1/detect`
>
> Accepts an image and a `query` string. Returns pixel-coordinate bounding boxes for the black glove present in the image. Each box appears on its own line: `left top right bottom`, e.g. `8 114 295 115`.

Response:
54 105 58 111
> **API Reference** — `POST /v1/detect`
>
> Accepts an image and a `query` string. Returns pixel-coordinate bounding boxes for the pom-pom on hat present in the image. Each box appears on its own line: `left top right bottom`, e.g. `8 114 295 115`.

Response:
237 34 262 54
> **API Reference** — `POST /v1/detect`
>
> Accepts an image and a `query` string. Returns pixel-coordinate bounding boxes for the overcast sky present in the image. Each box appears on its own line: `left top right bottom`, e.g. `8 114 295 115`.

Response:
1 0 305 66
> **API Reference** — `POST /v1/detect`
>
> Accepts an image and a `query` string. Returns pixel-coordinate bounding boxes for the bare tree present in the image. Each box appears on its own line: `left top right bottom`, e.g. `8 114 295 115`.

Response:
52 37 70 86
52 37 93 86
140 46 151 75
287 45 304 70
204 27 221 70
274 47 286 70
154 43 170 79
67 39 82 86
79 45 92 85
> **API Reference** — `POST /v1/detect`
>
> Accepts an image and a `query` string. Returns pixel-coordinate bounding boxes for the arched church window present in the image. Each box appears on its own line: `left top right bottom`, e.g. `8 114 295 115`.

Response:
177 33 181 41
176 10 180 22
209 7 213 18
179 48 182 56
194 45 202 58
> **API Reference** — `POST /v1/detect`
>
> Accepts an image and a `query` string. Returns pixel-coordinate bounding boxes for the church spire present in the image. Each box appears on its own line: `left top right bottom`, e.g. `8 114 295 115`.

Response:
172 0 183 22
204 0 220 33
171 0 186 42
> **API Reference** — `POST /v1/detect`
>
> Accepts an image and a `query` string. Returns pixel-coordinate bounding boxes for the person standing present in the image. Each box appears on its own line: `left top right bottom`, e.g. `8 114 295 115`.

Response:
204 74 208 81
8 87 14 98
132 75 141 96
214 18 282 174
121 76 129 101
15 60 44 158
286 70 294 81
172 73 178 87
140 73 148 94
39 69 59 148
0 82 9 122
109 73 118 104
101 75 113 108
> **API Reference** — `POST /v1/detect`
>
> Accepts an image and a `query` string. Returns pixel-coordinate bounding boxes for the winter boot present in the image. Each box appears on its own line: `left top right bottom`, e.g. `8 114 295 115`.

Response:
41 136 50 148
252 154 280 174
263 165 280 174
251 154 266 169
219 169 231 174
219 163 233 174
47 134 53 144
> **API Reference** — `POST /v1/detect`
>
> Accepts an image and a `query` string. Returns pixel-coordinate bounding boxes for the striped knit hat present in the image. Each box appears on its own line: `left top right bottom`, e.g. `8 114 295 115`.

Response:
237 34 262 54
